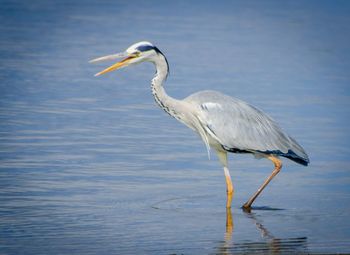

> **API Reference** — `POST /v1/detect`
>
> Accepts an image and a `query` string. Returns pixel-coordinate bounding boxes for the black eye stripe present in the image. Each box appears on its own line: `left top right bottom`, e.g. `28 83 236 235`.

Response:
136 45 154 52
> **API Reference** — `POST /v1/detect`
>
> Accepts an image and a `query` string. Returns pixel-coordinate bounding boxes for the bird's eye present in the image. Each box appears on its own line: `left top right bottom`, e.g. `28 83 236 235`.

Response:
133 51 141 57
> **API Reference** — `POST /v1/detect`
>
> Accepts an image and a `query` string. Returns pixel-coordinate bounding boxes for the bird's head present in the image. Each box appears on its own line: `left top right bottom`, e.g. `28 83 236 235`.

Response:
90 41 164 77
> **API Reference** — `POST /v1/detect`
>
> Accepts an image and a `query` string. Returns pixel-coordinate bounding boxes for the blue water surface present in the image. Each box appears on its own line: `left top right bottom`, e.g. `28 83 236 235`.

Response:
0 0 350 254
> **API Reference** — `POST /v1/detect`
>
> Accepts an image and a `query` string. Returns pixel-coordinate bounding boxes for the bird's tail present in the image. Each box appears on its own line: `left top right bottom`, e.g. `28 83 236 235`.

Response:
280 135 309 166
283 151 309 166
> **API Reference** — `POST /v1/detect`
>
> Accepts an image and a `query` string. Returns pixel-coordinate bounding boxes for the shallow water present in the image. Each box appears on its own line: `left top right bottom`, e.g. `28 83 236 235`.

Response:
1 0 350 254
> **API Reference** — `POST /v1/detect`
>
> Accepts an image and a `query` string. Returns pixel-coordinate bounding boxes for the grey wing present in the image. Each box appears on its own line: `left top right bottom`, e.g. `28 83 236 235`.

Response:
185 90 309 165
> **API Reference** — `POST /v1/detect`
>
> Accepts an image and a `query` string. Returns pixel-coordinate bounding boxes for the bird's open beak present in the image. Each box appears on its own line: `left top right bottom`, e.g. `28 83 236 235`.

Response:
89 52 137 77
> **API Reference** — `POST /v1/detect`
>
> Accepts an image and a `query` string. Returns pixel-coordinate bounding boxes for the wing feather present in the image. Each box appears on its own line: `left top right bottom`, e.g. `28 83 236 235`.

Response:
185 90 309 163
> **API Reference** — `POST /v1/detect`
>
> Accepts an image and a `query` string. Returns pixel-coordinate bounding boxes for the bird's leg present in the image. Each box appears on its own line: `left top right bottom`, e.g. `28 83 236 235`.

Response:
224 166 233 208
217 150 234 208
242 155 282 209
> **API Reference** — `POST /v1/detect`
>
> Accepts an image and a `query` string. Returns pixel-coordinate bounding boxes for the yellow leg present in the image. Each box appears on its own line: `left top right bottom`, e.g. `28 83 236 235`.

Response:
217 150 234 208
224 166 233 208
243 155 282 209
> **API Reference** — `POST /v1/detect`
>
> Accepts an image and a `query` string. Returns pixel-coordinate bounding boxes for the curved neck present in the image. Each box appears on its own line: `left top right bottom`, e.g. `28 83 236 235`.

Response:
151 54 183 119
150 53 210 155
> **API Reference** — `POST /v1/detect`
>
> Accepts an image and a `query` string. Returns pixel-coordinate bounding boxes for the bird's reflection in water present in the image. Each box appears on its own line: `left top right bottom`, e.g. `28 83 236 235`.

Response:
217 208 309 255
222 208 234 254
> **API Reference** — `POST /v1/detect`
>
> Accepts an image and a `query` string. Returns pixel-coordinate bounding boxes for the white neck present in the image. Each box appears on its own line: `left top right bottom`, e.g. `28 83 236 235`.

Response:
150 53 212 156
151 54 184 120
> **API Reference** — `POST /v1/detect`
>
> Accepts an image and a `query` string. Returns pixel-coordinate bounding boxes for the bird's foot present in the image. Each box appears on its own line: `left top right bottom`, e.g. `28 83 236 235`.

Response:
242 203 252 213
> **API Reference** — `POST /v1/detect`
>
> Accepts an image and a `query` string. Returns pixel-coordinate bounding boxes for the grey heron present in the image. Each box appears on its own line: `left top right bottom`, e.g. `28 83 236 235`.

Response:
90 41 309 209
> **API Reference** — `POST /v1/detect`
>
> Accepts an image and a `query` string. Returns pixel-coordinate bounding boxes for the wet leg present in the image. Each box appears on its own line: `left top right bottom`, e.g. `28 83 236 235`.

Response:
217 150 234 208
242 155 282 209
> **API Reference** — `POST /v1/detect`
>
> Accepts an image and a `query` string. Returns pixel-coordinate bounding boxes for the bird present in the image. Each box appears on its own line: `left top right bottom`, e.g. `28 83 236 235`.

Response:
90 41 309 209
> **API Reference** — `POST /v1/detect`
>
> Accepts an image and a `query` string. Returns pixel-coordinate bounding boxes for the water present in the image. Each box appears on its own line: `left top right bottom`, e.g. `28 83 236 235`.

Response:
1 0 350 254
